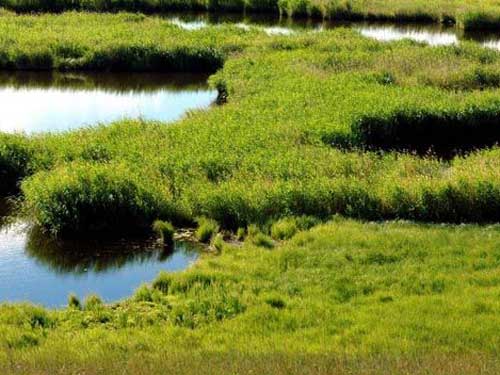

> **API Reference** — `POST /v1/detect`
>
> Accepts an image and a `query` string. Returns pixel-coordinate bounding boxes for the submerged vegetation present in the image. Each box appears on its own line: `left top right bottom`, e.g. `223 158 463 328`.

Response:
0 10 499 373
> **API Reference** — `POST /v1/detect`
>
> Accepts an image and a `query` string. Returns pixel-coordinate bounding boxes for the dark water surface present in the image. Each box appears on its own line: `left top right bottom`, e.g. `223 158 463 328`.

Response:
0 212 199 308
164 12 500 48
0 71 217 133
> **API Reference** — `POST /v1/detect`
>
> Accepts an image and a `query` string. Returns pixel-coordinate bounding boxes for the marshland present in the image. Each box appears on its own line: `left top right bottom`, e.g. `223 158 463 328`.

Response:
0 5 499 375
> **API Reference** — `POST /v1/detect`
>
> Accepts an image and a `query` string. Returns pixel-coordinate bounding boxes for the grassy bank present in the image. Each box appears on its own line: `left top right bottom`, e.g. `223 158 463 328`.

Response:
1 219 499 373
2 0 500 30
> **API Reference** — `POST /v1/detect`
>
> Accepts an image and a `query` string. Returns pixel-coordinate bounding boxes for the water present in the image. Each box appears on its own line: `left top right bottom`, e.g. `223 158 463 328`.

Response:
0 215 199 308
163 12 500 49
0 71 217 133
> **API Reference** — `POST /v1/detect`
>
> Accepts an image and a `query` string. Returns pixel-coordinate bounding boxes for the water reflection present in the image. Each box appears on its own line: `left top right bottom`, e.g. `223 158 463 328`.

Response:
0 201 199 307
0 71 217 133
24 226 194 275
163 12 500 49
356 24 458 46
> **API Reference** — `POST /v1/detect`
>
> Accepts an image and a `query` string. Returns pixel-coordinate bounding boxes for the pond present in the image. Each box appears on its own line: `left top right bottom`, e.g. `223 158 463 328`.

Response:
0 71 217 133
0 202 199 308
164 12 500 49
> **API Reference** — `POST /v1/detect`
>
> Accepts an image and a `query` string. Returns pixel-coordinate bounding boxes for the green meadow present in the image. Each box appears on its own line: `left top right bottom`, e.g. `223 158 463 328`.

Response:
0 11 499 374
1 219 500 374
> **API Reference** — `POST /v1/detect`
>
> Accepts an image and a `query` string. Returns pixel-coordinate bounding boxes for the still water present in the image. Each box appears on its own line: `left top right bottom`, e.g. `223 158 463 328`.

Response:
0 213 199 308
0 71 217 133
164 12 500 49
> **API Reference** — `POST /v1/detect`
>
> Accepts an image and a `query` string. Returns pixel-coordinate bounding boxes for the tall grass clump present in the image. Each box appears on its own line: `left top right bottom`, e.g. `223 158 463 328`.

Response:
464 12 500 31
270 217 298 240
195 217 220 243
67 293 81 309
0 134 33 195
21 162 182 237
153 220 175 244
270 216 320 240
251 232 274 248
352 104 500 156
84 294 103 310
211 232 225 252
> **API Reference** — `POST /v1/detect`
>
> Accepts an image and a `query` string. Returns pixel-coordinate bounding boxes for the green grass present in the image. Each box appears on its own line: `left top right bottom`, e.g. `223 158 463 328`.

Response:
152 220 175 243
0 12 499 373
0 13 497 234
195 217 220 243
1 219 500 373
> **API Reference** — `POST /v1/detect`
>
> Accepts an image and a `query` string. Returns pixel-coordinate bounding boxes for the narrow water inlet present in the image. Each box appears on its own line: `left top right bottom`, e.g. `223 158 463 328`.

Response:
0 71 218 133
163 12 500 49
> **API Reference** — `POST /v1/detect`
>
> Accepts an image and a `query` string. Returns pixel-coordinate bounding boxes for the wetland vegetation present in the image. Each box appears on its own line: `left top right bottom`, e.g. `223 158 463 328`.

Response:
3 0 500 30
0 9 499 374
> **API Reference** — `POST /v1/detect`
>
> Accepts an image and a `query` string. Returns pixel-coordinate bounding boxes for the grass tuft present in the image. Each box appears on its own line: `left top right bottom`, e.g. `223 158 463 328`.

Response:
195 217 220 243
84 294 103 310
67 293 81 310
153 220 175 244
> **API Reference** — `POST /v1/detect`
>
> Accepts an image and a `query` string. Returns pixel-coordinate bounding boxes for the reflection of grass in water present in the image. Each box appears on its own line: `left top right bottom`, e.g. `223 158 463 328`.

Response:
24 226 199 275
0 71 211 95
0 198 18 228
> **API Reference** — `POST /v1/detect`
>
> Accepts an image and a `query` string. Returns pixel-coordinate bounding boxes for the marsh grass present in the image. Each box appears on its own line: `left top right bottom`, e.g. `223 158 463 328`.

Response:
210 232 225 252
195 217 220 243
353 106 500 156
153 220 175 244
0 16 495 234
0 11 499 375
250 232 274 248
270 217 298 240
0 134 32 195
84 294 103 310
67 294 81 309
2 1 500 31
1 219 500 373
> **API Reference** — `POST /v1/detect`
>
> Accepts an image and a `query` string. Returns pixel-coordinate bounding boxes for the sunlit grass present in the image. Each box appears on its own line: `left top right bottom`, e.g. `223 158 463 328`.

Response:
0 12 499 373
0 219 499 373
